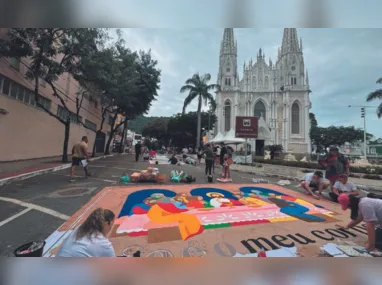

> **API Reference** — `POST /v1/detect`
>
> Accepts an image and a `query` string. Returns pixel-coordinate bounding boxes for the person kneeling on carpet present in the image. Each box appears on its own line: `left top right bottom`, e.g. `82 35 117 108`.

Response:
300 171 330 200
337 194 382 251
330 174 359 202
56 208 116 257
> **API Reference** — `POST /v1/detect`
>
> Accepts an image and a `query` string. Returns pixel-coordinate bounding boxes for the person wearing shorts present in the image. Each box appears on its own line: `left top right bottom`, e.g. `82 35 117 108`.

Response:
70 136 90 182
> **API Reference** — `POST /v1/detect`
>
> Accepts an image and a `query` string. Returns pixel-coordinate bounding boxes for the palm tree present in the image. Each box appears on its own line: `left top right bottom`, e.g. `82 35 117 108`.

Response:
180 73 220 149
366 77 382 118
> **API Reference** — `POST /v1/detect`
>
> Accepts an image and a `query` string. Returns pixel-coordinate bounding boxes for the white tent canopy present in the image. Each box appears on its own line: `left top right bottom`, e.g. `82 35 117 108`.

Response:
210 132 224 143
222 128 245 144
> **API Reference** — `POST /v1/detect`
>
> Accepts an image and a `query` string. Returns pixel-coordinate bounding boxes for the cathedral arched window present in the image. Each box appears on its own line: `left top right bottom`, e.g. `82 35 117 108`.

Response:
254 101 266 121
252 76 256 89
224 100 231 132
225 78 228 86
291 102 300 134
228 78 231 86
264 76 269 89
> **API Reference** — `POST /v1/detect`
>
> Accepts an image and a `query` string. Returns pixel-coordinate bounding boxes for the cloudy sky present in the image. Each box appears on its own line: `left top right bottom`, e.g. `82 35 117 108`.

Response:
120 28 382 138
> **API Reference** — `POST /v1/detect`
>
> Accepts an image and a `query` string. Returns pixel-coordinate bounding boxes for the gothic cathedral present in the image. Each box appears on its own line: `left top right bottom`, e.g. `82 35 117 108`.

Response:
215 28 312 155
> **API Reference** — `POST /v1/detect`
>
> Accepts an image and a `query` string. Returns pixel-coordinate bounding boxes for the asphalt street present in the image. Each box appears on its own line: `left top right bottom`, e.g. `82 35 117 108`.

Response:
0 154 304 256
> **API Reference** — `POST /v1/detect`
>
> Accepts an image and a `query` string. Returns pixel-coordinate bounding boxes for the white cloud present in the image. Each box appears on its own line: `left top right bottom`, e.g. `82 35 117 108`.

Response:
121 29 179 78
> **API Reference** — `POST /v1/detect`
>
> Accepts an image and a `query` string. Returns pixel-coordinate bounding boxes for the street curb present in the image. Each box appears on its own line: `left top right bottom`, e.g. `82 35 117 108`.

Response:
230 168 382 192
0 154 120 187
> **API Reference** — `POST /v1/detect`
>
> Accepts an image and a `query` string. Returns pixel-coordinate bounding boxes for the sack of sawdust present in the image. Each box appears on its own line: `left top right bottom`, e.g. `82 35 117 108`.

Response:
296 245 323 257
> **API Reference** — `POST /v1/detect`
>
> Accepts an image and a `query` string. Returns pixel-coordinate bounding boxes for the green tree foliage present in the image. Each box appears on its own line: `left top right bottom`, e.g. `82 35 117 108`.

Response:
309 112 318 128
142 117 170 146
180 73 220 149
310 125 373 153
366 77 382 118
72 30 161 155
0 28 107 162
167 111 217 148
128 115 161 133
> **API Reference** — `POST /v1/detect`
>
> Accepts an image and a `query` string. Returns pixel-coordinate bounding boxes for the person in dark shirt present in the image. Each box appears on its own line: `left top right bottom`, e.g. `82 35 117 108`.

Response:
219 143 227 166
319 146 349 189
168 154 178 165
134 141 142 162
202 144 214 176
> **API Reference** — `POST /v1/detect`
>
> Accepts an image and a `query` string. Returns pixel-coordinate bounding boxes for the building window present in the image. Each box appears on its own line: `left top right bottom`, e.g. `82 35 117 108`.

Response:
94 100 98 109
291 77 297 86
371 148 376 154
57 105 81 123
85 119 97 131
17 87 25 101
10 58 20 71
2 77 10 95
224 100 231 132
23 89 30 104
10 82 18 98
254 101 266 121
291 102 300 134
37 95 52 111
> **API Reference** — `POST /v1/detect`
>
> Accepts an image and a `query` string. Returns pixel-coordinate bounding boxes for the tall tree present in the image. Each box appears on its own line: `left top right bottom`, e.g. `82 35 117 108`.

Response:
310 125 373 154
309 112 318 128
0 28 107 162
180 73 220 149
167 111 217 148
142 117 170 146
366 77 382 118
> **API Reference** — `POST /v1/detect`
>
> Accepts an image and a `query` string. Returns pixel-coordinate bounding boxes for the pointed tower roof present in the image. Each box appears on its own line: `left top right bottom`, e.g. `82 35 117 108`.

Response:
280 28 300 55
220 28 236 56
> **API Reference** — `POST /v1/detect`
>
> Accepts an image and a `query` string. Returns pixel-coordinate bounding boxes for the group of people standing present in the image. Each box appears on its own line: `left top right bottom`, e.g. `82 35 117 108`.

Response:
197 142 234 181
299 146 382 251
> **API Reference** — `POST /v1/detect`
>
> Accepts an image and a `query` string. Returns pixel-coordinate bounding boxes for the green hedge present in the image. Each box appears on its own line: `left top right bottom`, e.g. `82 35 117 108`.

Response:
246 157 382 175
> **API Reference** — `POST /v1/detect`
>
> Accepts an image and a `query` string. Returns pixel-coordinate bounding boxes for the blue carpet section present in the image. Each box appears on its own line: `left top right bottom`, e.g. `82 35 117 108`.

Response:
118 189 176 218
239 186 288 197
190 187 240 202
278 200 325 222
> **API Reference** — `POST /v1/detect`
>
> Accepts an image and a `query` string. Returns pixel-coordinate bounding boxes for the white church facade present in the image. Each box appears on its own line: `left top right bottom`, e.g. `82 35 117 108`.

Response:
215 28 312 156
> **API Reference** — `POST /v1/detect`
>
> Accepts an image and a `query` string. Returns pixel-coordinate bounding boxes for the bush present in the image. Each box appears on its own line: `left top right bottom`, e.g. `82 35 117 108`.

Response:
247 157 382 175
362 174 382 180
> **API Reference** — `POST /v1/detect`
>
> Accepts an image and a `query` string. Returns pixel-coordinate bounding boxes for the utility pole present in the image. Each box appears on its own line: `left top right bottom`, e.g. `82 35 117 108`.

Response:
348 105 378 159
361 107 367 159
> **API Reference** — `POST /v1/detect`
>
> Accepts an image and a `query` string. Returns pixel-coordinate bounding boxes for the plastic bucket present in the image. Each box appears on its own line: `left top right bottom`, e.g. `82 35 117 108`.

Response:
14 241 46 257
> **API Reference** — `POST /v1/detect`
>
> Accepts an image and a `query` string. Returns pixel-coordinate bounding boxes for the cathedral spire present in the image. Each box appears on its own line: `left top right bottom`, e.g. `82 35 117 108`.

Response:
306 69 309 85
220 28 236 56
280 28 300 55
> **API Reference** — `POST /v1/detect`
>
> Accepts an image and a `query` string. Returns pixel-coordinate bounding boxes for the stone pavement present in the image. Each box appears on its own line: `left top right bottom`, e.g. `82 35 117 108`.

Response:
230 163 382 192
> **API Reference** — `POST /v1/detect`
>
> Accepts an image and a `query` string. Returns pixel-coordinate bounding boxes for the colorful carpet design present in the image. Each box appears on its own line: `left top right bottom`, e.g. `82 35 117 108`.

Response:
113 186 337 241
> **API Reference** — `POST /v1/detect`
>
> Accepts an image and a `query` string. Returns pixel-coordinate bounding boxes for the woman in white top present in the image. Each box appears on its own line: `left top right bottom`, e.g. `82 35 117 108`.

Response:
337 194 382 251
57 208 116 257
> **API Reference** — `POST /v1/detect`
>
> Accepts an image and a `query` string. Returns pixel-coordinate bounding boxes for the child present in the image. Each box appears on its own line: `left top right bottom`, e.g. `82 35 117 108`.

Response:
222 154 232 182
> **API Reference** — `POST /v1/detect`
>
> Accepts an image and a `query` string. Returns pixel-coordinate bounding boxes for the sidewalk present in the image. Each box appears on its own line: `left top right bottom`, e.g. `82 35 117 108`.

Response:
0 154 117 187
230 163 382 192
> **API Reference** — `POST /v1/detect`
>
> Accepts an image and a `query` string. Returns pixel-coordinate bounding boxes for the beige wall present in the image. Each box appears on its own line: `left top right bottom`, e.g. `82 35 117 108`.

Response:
0 95 98 161
0 55 112 162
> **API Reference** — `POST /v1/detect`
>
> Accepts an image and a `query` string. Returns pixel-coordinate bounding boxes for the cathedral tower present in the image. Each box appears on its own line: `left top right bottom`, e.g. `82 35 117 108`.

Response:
276 28 305 88
217 28 238 91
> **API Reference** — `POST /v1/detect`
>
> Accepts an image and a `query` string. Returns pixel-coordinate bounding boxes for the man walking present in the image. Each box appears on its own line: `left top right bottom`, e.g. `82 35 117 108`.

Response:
134 141 142 162
69 136 90 182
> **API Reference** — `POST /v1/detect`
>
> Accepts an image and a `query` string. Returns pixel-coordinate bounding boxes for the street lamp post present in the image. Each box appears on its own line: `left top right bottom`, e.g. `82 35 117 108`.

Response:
348 105 378 159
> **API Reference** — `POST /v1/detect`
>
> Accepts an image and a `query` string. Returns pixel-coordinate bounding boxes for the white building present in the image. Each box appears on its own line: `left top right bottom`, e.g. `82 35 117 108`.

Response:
215 28 312 156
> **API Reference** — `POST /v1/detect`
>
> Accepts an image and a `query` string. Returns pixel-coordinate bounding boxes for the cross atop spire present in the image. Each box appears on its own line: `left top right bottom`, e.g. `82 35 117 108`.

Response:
280 28 300 55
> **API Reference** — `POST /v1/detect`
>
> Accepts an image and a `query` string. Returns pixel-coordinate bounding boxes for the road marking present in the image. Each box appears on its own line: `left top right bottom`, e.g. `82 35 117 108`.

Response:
0 197 70 220
0 208 32 227
44 189 112 256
